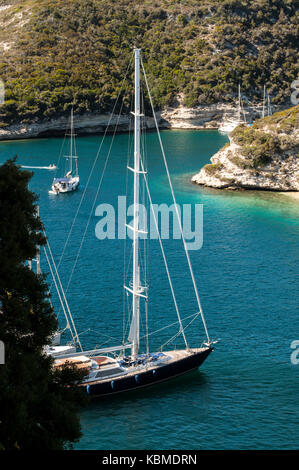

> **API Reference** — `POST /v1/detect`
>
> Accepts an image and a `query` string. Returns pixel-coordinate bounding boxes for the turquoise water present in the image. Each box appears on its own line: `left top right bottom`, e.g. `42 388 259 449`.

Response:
1 130 298 450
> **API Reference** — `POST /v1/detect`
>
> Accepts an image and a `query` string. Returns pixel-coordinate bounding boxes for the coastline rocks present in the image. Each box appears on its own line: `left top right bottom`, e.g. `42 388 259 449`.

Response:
161 103 262 129
191 142 299 191
192 106 299 192
0 102 279 140
0 112 164 140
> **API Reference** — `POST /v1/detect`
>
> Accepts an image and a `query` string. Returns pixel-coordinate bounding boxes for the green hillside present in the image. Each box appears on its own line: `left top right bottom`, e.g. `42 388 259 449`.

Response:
0 0 298 126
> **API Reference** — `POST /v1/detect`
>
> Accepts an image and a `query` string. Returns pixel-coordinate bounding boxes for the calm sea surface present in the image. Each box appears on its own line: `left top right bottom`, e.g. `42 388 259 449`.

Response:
1 130 298 449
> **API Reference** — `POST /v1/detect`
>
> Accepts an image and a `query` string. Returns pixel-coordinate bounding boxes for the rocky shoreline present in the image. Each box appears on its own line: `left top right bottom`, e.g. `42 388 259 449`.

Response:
192 106 299 192
0 113 158 140
0 103 276 141
191 141 299 191
1 101 297 194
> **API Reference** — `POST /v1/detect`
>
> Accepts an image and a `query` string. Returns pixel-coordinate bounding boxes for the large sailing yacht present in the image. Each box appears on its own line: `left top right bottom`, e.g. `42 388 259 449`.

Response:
50 108 80 194
51 49 214 398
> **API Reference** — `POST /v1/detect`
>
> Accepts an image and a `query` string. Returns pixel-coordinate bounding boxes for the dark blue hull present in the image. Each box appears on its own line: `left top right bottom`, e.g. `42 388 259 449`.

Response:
84 347 213 398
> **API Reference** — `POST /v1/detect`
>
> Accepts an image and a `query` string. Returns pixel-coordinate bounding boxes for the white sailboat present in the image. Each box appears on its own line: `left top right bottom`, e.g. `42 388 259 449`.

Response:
219 84 246 133
50 49 214 398
49 108 80 195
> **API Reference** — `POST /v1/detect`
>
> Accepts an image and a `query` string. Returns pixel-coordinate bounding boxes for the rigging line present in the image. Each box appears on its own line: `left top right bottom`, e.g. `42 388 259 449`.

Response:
123 97 134 343
42 245 76 344
77 328 121 345
139 93 147 284
50 57 134 290
64 98 126 296
161 330 183 351
240 98 246 123
141 91 150 354
123 243 134 340
73 111 78 160
94 338 115 349
140 158 189 350
44 234 83 351
123 297 133 342
54 124 67 179
145 296 149 355
141 58 211 345
124 246 133 284
123 129 131 342
122 235 127 342
140 95 150 354
123 243 134 341
161 311 200 350
139 312 200 343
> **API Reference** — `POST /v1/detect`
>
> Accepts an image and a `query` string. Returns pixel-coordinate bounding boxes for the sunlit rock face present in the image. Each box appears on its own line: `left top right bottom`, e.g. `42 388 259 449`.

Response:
192 106 299 192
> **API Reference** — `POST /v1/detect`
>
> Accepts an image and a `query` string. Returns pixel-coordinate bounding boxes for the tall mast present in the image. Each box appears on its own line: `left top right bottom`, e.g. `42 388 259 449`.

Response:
36 206 41 275
262 85 266 119
267 92 272 116
131 48 141 360
70 107 73 174
237 83 241 122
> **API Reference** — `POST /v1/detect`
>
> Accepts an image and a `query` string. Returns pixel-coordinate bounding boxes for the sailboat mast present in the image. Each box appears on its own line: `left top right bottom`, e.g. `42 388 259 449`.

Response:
36 206 41 275
131 48 141 360
267 92 272 116
262 85 266 119
237 83 241 122
70 108 73 174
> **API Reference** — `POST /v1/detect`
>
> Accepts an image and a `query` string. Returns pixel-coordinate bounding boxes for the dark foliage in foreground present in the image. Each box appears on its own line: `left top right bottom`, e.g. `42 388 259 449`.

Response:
0 159 88 449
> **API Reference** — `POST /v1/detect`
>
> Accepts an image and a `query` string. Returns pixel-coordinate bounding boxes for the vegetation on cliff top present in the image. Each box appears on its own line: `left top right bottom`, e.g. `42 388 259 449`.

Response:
0 0 298 126
203 105 299 173
231 105 299 163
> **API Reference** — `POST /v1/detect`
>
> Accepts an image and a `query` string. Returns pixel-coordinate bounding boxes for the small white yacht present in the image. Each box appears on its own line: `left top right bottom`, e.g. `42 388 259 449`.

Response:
50 108 79 195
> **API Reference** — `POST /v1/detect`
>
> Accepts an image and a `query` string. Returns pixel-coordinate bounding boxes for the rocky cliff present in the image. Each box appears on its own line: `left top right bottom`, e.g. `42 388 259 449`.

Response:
160 103 270 130
0 112 160 140
192 105 299 192
0 102 280 140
